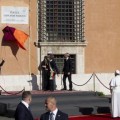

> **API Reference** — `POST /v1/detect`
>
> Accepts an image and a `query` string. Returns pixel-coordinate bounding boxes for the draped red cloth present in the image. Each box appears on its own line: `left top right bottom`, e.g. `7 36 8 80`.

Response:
2 26 29 50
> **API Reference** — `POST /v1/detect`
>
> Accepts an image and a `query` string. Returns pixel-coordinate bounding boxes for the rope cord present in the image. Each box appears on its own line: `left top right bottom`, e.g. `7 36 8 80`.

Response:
94 73 110 90
71 73 94 86
70 73 110 91
0 86 25 95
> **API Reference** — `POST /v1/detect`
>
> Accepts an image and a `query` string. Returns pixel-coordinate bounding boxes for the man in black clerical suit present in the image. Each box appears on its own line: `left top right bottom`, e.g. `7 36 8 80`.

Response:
62 53 72 91
14 91 34 120
40 96 68 120
39 56 50 91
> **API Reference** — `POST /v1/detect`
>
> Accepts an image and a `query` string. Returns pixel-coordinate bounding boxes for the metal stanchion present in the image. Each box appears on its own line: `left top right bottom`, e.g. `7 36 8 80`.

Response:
93 73 96 95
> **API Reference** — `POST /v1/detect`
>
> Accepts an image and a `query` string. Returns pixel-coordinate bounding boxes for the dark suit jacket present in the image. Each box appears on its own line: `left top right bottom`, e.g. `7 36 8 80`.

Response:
62 58 72 74
40 110 68 120
14 102 34 120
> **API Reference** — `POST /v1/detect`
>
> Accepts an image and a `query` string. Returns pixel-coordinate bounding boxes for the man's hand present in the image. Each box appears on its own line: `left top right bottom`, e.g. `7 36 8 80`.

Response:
68 72 70 75
42 65 46 68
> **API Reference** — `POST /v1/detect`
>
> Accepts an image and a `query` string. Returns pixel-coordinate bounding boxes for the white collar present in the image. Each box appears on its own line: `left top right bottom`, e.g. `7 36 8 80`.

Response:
66 57 69 60
21 100 29 109
50 59 53 62
51 108 58 116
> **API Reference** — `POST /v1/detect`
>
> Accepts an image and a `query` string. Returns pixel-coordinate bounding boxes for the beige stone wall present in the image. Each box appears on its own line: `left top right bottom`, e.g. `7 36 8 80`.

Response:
85 0 120 73
0 0 38 75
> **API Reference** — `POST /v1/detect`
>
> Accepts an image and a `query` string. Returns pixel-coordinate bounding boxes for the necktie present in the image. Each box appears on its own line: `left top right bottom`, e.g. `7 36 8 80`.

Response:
28 106 30 111
50 112 54 120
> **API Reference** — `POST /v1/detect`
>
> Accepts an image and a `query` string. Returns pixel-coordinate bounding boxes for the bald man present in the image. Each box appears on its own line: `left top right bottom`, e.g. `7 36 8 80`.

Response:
40 96 68 120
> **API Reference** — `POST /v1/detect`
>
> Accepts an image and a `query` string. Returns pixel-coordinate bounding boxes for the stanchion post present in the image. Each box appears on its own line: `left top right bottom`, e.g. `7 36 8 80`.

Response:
93 73 96 95
40 45 42 90
60 74 63 89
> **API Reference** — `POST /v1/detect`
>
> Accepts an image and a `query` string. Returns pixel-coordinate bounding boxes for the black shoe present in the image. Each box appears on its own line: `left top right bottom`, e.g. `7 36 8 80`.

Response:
43 89 47 91
69 89 72 91
61 88 66 90
50 89 54 92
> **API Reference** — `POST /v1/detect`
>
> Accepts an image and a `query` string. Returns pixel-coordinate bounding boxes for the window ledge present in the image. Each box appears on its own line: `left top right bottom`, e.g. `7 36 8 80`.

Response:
35 41 87 47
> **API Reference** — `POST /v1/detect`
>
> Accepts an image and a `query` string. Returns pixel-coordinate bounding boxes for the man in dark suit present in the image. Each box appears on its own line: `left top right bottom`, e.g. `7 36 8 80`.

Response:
40 96 68 120
14 91 34 120
62 53 72 91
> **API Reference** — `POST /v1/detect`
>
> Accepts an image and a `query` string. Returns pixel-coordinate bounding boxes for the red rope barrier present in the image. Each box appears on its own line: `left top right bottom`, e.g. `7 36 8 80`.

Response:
0 86 25 95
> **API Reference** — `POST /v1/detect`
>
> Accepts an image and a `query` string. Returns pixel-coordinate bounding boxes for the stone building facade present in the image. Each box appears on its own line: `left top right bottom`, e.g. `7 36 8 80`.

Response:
0 0 120 94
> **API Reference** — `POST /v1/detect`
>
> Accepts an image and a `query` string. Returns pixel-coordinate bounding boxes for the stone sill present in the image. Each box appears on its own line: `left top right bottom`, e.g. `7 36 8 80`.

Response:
35 42 87 47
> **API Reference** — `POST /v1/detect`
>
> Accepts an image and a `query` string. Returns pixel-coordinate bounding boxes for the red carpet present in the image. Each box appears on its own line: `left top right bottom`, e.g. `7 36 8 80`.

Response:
35 114 120 120
69 114 120 120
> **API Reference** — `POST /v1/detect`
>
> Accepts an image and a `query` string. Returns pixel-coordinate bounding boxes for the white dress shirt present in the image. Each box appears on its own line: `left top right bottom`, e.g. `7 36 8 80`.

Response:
49 108 58 120
21 100 29 109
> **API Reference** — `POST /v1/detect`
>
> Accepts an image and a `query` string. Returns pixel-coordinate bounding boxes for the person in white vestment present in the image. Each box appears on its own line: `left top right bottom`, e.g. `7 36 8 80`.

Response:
109 70 120 118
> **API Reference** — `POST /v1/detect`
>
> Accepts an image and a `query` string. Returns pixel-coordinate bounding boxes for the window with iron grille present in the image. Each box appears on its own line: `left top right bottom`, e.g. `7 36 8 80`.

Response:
38 0 85 42
54 54 76 74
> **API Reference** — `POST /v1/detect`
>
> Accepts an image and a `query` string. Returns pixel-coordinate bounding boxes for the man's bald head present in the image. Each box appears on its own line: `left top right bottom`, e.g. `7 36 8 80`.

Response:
45 96 57 111
47 96 57 105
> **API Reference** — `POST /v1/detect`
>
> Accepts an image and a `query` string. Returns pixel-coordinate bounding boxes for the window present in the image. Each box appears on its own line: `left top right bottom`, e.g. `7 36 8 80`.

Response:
54 54 76 74
38 0 85 42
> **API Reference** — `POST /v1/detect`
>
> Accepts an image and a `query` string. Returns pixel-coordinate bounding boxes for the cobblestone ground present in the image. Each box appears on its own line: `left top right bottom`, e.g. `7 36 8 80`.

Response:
0 116 14 120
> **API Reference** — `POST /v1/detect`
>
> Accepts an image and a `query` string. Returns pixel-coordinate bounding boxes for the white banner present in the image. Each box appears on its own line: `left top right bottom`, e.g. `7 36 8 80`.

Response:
1 6 29 24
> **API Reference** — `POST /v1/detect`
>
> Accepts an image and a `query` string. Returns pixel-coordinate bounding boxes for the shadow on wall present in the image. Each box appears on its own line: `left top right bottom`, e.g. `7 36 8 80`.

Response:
28 73 39 90
2 39 19 59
